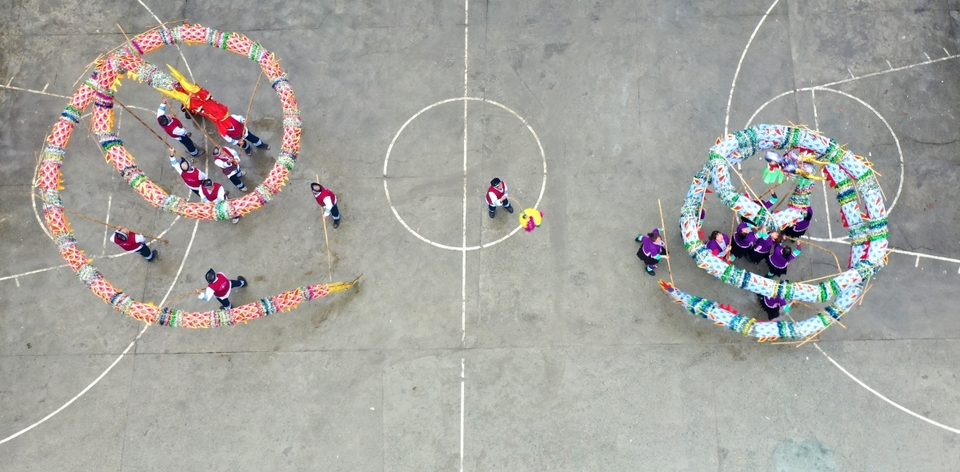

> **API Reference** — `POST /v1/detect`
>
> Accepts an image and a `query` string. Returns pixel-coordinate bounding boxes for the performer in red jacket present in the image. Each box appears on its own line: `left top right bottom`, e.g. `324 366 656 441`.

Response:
167 148 206 196
310 182 341 228
157 99 204 157
212 146 247 192
485 177 514 219
198 268 247 309
110 228 157 261
216 114 269 156
200 179 240 224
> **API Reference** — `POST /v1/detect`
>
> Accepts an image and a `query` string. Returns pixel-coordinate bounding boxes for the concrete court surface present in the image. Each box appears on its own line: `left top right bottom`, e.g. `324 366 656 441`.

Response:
2 0 960 470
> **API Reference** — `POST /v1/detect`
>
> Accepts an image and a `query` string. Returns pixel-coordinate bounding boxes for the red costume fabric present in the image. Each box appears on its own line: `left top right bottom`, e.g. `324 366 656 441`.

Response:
201 181 225 202
180 168 204 189
216 115 245 141
159 116 185 137
111 233 142 251
313 188 337 208
208 272 232 298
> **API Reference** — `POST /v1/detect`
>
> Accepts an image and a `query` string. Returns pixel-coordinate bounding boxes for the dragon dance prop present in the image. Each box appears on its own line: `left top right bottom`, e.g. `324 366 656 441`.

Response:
35 24 357 327
661 124 888 341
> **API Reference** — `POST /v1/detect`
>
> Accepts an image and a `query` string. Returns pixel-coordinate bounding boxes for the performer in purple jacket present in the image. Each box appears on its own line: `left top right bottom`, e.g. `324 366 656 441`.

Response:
731 222 757 260
758 293 789 320
767 242 801 278
636 228 669 276
783 206 813 239
706 230 732 261
747 229 780 264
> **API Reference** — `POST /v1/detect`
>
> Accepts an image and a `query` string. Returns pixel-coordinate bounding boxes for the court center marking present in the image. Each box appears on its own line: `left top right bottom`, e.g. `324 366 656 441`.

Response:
382 97 547 252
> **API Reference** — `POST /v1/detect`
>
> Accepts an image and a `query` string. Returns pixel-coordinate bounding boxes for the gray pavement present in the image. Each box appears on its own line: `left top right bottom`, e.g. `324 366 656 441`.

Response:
2 0 960 470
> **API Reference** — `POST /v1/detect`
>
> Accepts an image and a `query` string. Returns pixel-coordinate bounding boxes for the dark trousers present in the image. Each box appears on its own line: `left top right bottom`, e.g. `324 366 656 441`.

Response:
215 278 248 309
179 135 198 155
488 199 512 215
228 173 245 189
330 203 340 220
136 244 155 261
241 131 265 152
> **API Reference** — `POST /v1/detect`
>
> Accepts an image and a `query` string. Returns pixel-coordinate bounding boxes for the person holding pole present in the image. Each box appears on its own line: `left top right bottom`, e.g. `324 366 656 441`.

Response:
485 177 514 219
216 114 269 156
110 227 157 262
310 182 341 229
198 268 247 309
636 228 669 276
766 242 801 278
157 99 204 157
212 146 248 192
706 230 733 262
168 148 206 197
731 221 758 261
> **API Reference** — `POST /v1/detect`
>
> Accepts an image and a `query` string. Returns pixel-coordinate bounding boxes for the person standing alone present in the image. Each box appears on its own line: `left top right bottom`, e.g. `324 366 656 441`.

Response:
485 177 514 219
310 182 341 229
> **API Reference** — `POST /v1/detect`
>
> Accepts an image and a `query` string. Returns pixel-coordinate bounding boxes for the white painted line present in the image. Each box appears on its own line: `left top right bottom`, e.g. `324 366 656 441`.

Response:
383 97 546 251
847 67 856 79
915 255 920 267
801 236 960 267
945 48 951 56
810 89 820 130
101 195 113 255
0 323 150 446
816 87 905 212
461 3 469 470
0 83 71 99
728 5 960 440
460 357 466 472
814 343 960 435
810 89 835 240
0 203 202 444
723 0 781 135
746 87 905 214
136 0 194 81
886 60 893 70
817 53 960 89
462 0 469 346
924 52 931 61
0 2 203 444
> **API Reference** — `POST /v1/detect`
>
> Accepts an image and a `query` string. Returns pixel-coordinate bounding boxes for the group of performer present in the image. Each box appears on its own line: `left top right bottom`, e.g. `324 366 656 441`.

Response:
637 190 815 320
107 90 344 310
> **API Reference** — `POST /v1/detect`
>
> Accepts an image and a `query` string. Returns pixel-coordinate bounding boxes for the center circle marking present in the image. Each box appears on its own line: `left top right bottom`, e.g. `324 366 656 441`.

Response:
383 97 547 251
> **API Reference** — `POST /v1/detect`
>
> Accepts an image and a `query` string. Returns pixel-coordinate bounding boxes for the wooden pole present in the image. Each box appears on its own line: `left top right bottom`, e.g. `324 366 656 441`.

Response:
318 174 333 282
729 177 755 235
183 108 223 149
787 236 843 272
34 193 169 243
657 198 675 286
793 300 846 329
796 271 846 285
114 98 179 154
159 289 203 310
242 70 264 141
723 156 762 202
